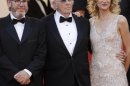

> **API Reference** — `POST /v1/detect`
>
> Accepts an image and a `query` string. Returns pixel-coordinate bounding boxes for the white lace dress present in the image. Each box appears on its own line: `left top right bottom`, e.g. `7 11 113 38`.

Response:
90 15 128 86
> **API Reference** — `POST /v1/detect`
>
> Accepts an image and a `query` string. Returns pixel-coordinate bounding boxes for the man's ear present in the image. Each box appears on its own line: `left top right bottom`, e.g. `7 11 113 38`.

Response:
50 0 57 10
7 0 11 11
53 1 58 10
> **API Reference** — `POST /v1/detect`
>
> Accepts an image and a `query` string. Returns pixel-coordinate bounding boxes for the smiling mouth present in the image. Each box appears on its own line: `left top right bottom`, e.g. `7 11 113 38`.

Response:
102 4 108 6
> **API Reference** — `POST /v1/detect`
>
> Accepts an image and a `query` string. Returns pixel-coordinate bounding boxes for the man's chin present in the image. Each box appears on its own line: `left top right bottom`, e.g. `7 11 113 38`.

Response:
15 12 26 19
65 10 72 13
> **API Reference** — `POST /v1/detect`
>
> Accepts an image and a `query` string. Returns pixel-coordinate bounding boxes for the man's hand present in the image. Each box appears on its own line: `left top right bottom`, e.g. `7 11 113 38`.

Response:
116 50 127 64
73 10 85 17
14 70 31 85
73 12 81 17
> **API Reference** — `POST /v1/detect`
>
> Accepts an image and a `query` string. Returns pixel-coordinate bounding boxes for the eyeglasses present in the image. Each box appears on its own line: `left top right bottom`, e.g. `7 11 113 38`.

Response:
11 0 29 4
57 0 74 3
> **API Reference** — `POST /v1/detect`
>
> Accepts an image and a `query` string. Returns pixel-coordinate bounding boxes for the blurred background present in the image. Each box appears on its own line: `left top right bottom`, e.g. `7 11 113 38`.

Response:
0 0 9 18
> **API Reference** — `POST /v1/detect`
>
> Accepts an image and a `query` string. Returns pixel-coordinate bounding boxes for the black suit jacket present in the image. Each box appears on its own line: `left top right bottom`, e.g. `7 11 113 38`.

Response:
41 13 91 86
0 15 46 86
27 0 53 19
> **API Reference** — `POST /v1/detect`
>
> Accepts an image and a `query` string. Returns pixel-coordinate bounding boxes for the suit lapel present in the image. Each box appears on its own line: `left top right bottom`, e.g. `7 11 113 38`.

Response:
72 15 84 56
5 15 32 44
48 14 70 54
5 15 21 44
21 17 32 44
48 14 84 56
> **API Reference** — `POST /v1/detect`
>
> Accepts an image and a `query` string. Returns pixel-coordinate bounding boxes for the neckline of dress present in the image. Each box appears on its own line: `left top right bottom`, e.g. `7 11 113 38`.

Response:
93 15 119 36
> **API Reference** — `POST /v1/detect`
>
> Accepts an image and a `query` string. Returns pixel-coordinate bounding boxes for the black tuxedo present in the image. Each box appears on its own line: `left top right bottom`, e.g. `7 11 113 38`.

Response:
41 13 91 86
27 0 53 19
0 15 46 86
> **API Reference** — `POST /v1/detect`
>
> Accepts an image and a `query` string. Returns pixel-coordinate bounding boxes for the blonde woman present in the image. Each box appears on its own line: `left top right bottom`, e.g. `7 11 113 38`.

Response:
87 0 130 86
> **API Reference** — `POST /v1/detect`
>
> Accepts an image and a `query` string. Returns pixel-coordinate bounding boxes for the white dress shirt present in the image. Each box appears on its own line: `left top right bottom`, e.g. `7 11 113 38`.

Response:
54 11 77 56
10 13 25 41
10 13 32 77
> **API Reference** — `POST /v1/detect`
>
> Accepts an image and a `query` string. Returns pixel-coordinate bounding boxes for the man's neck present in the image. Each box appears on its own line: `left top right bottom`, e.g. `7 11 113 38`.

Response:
57 11 71 18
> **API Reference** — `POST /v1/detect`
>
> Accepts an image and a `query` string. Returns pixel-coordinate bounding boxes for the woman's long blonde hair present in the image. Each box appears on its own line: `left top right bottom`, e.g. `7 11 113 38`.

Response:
87 0 121 17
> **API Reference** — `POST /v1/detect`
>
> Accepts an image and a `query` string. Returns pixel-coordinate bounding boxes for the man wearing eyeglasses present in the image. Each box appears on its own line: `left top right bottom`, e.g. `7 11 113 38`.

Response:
0 0 46 86
41 0 90 86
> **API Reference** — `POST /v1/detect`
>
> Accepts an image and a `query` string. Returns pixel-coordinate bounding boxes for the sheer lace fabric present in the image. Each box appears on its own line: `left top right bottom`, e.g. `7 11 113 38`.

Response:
90 15 128 86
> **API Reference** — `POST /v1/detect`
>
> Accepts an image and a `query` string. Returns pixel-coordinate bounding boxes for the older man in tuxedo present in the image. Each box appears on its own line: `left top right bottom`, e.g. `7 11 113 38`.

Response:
0 0 46 86
41 0 91 86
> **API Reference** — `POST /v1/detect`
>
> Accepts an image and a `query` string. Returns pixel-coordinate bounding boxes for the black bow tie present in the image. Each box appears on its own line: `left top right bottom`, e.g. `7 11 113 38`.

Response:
12 18 25 24
59 16 72 23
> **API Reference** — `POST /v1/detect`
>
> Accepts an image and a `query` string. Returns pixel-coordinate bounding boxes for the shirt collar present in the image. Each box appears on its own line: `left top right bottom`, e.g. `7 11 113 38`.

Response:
54 11 73 22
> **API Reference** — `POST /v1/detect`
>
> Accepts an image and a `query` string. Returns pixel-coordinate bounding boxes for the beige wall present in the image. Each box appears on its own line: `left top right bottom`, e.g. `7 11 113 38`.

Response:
0 0 9 18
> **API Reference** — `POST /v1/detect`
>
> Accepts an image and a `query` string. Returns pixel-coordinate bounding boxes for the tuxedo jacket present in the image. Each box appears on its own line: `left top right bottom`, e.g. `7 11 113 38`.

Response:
0 15 46 86
27 0 53 19
41 13 91 86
